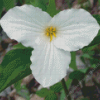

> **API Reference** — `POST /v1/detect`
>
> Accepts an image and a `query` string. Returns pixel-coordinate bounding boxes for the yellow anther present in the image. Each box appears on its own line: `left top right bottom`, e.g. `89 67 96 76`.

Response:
45 26 56 42
53 28 56 32
50 27 53 31
46 32 49 36
53 32 56 37
46 28 49 32
50 34 53 42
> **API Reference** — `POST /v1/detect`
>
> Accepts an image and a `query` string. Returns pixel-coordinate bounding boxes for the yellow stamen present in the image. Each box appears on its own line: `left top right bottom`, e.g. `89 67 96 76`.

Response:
53 28 56 32
46 28 49 32
46 32 49 36
53 32 56 37
45 26 56 42
50 27 53 31
50 34 53 42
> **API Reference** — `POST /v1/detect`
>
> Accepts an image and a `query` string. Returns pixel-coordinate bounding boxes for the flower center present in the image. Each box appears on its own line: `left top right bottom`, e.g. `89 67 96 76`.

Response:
45 26 56 42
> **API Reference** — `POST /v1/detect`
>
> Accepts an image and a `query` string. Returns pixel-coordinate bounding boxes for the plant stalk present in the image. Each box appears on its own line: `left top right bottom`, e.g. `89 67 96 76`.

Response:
69 51 77 70
61 78 71 100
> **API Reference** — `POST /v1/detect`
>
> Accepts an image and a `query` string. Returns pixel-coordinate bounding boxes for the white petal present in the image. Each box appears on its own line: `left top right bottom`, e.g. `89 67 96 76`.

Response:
30 40 71 87
0 4 51 47
48 9 100 51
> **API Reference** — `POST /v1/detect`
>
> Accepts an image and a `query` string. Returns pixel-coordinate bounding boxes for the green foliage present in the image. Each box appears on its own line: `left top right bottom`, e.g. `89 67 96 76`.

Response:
16 0 23 5
3 0 15 10
80 53 92 64
60 78 72 100
90 57 100 65
81 97 89 100
14 80 22 90
43 0 49 4
83 30 100 52
65 0 72 8
66 78 72 89
83 15 100 51
30 0 47 11
13 43 28 49
89 30 100 46
93 15 100 25
36 88 58 100
17 85 30 100
78 0 88 4
36 88 49 97
46 0 60 17
69 52 77 70
25 0 48 11
69 71 85 80
90 64 97 68
14 80 30 100
99 0 100 6
45 90 57 100
0 0 4 17
81 53 92 59
60 90 66 100
0 48 33 92
49 78 72 93
50 82 63 93
82 44 97 52
79 68 89 74
25 0 31 4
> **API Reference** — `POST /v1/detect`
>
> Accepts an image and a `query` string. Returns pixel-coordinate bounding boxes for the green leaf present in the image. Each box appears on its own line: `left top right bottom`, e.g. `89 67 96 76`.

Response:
93 15 100 25
88 30 100 46
0 0 3 17
82 44 97 53
45 91 57 100
36 88 49 97
0 65 3 73
81 97 89 100
90 58 100 65
14 80 22 90
17 85 30 100
82 45 97 53
46 0 60 17
0 48 33 92
69 52 77 70
69 71 85 80
50 82 63 93
60 78 72 100
13 43 27 49
60 90 66 100
99 0 100 6
82 15 100 48
3 0 15 10
79 68 89 74
43 0 49 4
78 0 88 4
29 0 47 11
90 64 97 68
83 30 100 50
25 0 31 4
66 78 72 89
83 14 100 49
17 0 23 4
81 53 92 59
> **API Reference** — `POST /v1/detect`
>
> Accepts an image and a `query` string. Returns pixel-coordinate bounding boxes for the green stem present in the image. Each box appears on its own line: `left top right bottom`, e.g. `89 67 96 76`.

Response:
69 52 77 70
99 0 100 6
61 78 71 100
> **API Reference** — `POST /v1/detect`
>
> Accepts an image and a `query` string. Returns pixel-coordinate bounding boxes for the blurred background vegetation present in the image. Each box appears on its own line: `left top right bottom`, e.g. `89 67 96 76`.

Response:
0 0 100 100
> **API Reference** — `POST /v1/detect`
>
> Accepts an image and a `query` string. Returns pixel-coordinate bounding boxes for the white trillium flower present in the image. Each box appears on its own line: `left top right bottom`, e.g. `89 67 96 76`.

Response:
0 5 100 87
